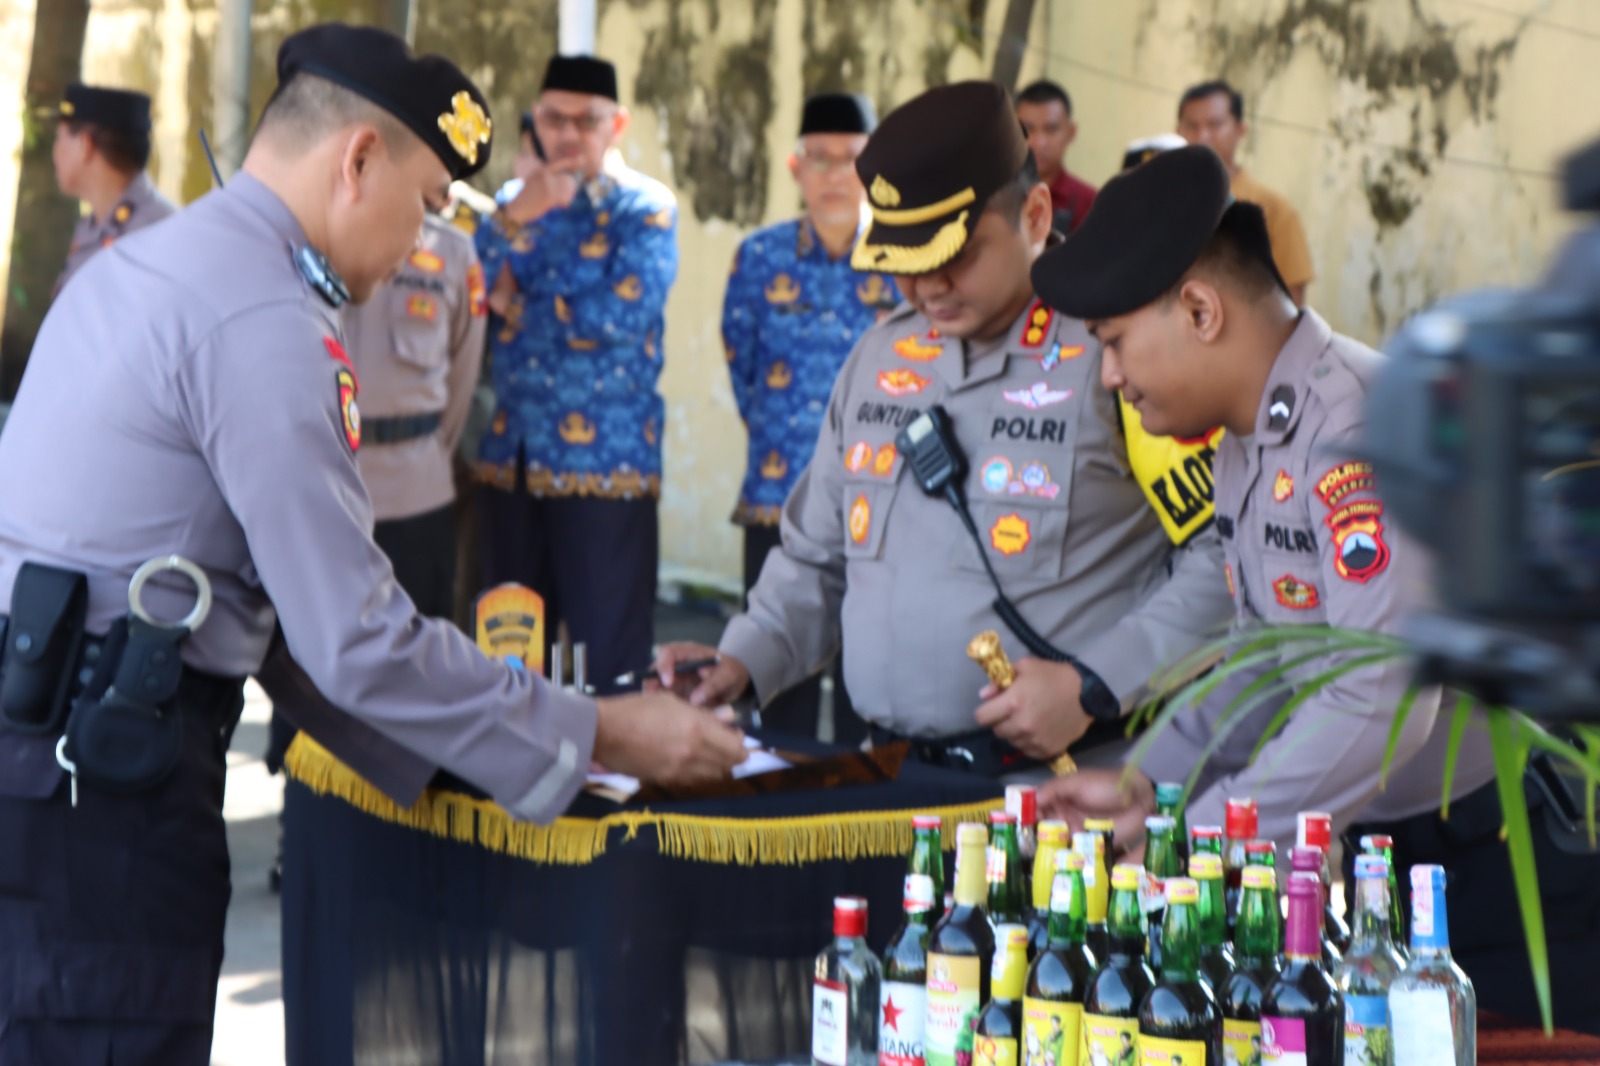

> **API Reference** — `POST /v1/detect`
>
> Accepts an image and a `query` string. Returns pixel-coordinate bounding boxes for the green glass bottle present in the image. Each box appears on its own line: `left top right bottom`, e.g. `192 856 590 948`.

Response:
1359 834 1407 962
1023 849 1096 1066
1074 829 1111 963
1083 864 1155 1066
1141 815 1182 971
1154 782 1189 862
911 814 945 912
974 924 1030 1066
1191 852 1235 996
987 812 1025 933
1139 878 1222 1064
1030 820 1071 957
1221 865 1283 1066
926 823 994 1066
1190 824 1223 860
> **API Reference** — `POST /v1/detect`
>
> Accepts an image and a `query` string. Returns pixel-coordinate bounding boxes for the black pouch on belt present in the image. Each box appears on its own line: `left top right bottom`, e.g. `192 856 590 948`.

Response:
64 616 187 794
1 562 88 734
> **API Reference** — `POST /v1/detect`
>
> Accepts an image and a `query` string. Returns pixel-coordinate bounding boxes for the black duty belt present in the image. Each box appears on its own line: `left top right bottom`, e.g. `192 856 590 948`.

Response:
870 717 1132 779
365 412 443 445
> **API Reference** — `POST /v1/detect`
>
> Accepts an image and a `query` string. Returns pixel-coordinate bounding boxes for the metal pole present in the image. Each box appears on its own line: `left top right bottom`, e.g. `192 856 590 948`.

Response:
211 0 251 178
558 0 596 56
990 0 1037 93
377 0 417 46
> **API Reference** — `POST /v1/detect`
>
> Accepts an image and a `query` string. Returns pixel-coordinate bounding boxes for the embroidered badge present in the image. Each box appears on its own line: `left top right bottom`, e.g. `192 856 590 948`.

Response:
760 451 788 480
336 368 360 452
872 444 897 477
1018 461 1060 500
765 361 793 390
878 369 930 397
1326 499 1392 583
406 294 437 321
845 441 873 474
849 494 871 545
113 203 133 225
1267 385 1296 431
980 457 1013 495
323 336 353 370
1225 563 1236 599
1039 343 1085 372
1020 301 1053 347
558 412 597 445
408 249 444 274
989 512 1032 556
1272 574 1321 610
1273 470 1295 502
893 331 943 362
1002 381 1074 410
436 91 491 166
1315 461 1376 510
765 273 800 304
869 175 902 208
466 263 487 317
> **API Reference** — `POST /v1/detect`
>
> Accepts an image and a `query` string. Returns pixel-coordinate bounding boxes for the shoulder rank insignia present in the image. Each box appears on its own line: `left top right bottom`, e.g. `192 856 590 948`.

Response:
1266 385 1297 432
437 91 492 166
1020 301 1053 347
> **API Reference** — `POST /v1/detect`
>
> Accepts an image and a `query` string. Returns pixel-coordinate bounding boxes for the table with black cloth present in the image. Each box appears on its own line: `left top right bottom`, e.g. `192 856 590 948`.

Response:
280 730 1002 1066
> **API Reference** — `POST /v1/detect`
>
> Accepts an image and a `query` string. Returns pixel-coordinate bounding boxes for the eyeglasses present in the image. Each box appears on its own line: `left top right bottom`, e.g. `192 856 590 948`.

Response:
796 152 860 175
534 107 613 133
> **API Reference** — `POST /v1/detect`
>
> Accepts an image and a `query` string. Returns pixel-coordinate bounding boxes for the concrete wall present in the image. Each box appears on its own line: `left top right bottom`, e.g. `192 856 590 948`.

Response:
7 0 1593 588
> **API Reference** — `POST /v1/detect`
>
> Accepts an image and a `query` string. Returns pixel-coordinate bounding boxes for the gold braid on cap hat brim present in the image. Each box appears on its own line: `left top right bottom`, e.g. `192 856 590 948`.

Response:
851 211 970 275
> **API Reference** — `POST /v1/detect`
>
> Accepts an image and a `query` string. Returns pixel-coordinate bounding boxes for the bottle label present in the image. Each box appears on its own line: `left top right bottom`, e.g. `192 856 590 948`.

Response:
1083 1013 1140 1066
1261 1016 1307 1065
989 846 1009 884
1138 871 1166 916
926 952 983 1066
1223 1019 1261 1066
812 976 849 1066
906 873 937 914
1139 1034 1205 1066
880 980 928 1066
1343 994 1390 1066
1389 988 1456 1066
975 1034 1020 1066
1412 882 1435 939
1022 998 1081 1066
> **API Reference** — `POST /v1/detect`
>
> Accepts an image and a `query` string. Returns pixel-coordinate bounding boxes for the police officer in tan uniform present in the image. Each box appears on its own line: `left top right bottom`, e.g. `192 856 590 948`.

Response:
50 84 177 297
0 25 743 1062
344 211 487 617
658 83 1234 773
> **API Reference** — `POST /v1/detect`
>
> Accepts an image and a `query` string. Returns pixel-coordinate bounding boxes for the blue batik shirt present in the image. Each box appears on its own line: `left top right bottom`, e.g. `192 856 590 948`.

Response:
475 163 679 499
722 215 897 525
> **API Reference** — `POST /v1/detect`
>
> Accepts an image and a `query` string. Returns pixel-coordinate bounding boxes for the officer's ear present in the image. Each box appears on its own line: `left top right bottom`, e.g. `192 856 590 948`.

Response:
1021 181 1053 247
337 124 385 199
1175 277 1225 344
610 106 631 142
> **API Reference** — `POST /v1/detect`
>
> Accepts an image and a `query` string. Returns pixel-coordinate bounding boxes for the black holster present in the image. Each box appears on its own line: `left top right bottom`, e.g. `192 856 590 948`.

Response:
1 562 88 734
64 616 187 794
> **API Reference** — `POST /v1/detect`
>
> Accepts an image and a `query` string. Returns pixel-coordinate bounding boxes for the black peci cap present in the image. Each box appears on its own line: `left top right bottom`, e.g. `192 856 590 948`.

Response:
541 55 619 102
799 93 877 136
59 84 152 135
1119 133 1187 173
277 23 493 180
851 81 1030 275
1032 144 1288 320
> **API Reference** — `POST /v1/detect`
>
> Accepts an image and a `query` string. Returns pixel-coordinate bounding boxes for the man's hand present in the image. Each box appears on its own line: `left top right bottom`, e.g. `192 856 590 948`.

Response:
593 691 748 786
648 642 753 708
504 157 582 224
1037 767 1157 862
973 657 1093 760
486 267 517 318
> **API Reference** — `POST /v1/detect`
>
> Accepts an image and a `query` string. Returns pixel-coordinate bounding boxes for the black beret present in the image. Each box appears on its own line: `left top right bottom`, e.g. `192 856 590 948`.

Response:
1032 145 1289 319
519 110 536 139
851 81 1029 276
800 93 877 136
277 23 493 181
59 84 152 135
542 55 618 102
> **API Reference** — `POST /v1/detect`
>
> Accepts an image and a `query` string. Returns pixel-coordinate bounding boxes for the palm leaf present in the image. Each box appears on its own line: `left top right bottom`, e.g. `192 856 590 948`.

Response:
1488 710 1551 1033
1438 693 1472 819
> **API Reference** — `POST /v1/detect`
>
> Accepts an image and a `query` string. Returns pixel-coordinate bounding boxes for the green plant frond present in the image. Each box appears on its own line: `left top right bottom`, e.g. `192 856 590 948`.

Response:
1123 645 1296 762
1488 711 1553 1034
1378 686 1424 791
1439 693 1473 819
1245 652 1403 765
1577 724 1600 848
1511 714 1600 782
1146 625 1403 694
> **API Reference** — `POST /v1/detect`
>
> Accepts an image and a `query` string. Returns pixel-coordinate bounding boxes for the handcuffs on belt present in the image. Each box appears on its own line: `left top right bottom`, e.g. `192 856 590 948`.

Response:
54 555 212 805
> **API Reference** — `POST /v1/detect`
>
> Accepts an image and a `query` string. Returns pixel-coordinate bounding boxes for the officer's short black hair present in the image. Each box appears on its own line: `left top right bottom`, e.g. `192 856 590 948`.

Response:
986 152 1043 227
256 73 417 161
68 121 150 175
1166 221 1279 305
1017 80 1072 117
1178 79 1243 122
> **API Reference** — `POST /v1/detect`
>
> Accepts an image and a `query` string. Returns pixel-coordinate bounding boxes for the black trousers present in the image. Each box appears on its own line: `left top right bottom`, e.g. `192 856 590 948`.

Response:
478 486 657 698
0 677 244 1065
1345 769 1600 1035
742 524 864 746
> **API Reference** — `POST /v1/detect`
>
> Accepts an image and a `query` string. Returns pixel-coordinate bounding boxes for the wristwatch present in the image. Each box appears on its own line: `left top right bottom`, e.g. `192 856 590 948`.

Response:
1074 660 1121 721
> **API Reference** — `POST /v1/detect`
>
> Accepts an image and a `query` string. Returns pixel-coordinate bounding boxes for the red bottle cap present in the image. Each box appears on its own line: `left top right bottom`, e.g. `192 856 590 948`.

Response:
989 811 1016 826
912 814 943 831
1005 785 1038 827
1297 811 1333 852
1192 825 1223 841
1360 833 1394 850
833 896 868 938
1225 798 1259 839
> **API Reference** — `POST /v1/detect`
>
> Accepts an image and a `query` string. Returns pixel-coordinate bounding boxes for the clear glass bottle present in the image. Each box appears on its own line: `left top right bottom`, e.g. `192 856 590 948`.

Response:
1389 865 1475 1066
814 896 883 1066
881 863 937 1066
1262 875 1344 1065
1336 855 1406 1066
927 823 994 1066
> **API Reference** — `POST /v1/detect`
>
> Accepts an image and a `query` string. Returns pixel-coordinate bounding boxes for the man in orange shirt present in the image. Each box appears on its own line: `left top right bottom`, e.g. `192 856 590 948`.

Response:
1177 79 1314 306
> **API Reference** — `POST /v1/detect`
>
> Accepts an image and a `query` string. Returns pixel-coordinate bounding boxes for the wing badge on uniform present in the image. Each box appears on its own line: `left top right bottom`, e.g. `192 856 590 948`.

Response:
1003 381 1074 409
877 369 930 396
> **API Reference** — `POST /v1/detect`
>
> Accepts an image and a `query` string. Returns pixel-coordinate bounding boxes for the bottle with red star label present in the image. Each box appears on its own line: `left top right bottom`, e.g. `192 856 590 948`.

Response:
881 856 938 1066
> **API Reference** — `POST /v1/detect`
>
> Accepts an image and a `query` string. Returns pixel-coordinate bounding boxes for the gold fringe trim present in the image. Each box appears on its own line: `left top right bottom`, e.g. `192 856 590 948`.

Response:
285 735 1002 868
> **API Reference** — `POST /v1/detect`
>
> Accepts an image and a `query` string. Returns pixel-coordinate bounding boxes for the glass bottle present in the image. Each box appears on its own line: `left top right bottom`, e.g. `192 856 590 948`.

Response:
1030 820 1071 956
1138 877 1222 1065
1358 834 1407 962
1223 799 1259 935
1085 817 1117 860
1190 852 1235 996
1222 865 1283 1066
1389 865 1475 1066
1336 855 1407 1066
911 814 945 915
1024 849 1096 1066
1007 785 1039 895
1141 815 1182 971
1190 825 1223 861
881 861 937 1066
974 924 1029 1066
1295 813 1350 953
988 812 1026 932
1245 840 1276 871
1261 875 1343 1065
1083 864 1155 1066
1154 782 1190 863
1288 847 1342 968
814 896 883 1066
1074 829 1111 963
926 823 995 1066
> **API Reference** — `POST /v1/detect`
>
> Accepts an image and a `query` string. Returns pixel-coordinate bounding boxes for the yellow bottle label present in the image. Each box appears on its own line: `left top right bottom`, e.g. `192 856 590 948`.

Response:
926 953 984 1066
975 1034 1020 1066
1223 1019 1262 1066
1023 998 1083 1066
1139 1033 1207 1066
1082 1013 1139 1066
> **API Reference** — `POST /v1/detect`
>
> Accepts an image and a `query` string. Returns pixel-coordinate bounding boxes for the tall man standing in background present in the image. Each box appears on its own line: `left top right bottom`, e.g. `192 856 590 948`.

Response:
722 92 891 745
474 55 679 692
1015 80 1096 235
